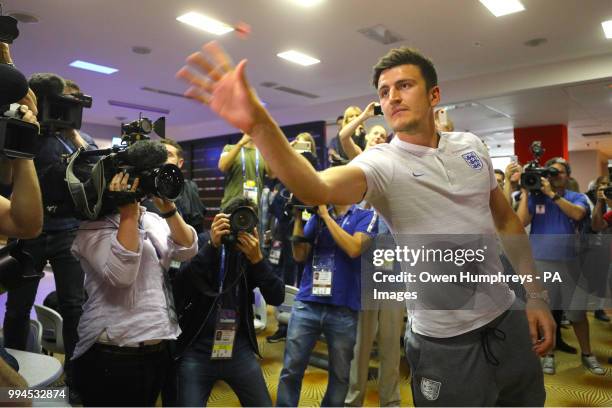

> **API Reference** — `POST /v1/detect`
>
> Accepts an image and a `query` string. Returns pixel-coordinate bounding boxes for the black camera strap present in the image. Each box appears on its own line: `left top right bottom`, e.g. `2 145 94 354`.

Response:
65 147 106 220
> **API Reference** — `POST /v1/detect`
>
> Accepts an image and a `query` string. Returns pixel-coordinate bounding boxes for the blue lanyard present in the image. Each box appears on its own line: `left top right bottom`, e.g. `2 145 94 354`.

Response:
240 147 260 183
55 135 75 154
219 247 226 293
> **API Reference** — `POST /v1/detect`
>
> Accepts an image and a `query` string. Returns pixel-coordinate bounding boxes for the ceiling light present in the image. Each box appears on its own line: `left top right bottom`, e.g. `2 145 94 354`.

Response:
292 0 324 6
69 60 118 74
277 50 320 66
602 20 612 39
176 12 233 36
479 0 525 17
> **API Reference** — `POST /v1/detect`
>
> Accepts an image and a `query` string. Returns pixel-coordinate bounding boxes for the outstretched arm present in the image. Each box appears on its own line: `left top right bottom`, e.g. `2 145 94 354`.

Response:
177 42 367 206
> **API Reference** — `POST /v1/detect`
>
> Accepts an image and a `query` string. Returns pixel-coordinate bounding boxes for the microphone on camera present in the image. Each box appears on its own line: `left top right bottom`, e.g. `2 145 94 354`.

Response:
117 140 168 170
0 64 29 106
28 73 66 99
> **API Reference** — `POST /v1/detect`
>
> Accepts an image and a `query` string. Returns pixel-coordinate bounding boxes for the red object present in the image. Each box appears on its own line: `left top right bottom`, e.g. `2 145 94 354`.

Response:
234 21 251 39
514 125 568 166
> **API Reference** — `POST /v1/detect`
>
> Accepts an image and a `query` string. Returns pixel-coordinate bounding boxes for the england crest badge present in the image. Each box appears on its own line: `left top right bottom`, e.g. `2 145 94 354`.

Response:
420 377 442 401
461 151 483 171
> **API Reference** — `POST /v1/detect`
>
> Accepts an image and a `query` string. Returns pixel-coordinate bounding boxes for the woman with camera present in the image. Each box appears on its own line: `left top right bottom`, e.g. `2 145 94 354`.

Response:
70 171 197 406
172 196 285 407
337 102 388 161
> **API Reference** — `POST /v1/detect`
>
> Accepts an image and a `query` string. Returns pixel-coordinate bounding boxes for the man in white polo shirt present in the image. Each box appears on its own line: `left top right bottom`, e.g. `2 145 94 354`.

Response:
177 42 556 407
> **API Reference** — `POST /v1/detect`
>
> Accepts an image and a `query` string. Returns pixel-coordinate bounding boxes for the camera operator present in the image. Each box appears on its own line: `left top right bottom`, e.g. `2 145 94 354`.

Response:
143 138 206 233
516 157 605 375
2 72 97 401
276 202 377 407
172 196 284 407
70 171 196 406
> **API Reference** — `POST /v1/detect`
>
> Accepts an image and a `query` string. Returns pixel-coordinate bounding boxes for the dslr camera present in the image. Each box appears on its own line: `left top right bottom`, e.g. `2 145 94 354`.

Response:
520 141 560 192
222 205 258 247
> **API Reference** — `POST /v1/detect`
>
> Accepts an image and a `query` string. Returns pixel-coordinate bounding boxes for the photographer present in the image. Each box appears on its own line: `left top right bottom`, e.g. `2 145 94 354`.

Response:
70 171 197 406
338 102 388 161
328 106 367 162
2 74 97 401
276 203 377 407
172 196 284 407
516 157 604 376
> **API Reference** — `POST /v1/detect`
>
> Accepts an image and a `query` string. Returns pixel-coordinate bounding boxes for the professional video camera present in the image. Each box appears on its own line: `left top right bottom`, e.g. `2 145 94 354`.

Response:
28 73 92 133
221 205 258 247
45 114 184 220
520 141 560 192
0 65 39 159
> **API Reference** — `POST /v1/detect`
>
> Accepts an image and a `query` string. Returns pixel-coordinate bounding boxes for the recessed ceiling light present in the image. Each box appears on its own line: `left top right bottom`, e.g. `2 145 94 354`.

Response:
602 20 612 39
479 0 525 17
69 60 118 75
292 0 324 6
176 12 233 36
277 50 320 66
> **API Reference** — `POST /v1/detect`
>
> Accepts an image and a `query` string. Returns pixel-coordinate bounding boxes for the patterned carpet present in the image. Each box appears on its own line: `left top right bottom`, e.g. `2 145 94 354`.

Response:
205 309 612 407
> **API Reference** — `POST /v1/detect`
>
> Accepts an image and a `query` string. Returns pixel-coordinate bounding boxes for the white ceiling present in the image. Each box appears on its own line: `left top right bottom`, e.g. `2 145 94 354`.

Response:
4 0 612 155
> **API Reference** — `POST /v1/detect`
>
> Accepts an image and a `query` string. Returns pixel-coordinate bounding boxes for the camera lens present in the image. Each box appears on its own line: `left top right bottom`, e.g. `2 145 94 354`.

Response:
230 206 257 232
154 164 184 201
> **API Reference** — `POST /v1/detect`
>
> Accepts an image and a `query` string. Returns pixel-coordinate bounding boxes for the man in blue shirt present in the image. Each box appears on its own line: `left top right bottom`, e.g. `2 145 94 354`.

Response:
276 203 377 407
517 157 604 376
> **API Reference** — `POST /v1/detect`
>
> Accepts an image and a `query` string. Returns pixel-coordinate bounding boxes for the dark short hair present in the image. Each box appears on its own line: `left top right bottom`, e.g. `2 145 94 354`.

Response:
372 47 438 90
64 79 80 92
545 157 571 175
222 196 257 214
160 138 183 160
494 169 505 178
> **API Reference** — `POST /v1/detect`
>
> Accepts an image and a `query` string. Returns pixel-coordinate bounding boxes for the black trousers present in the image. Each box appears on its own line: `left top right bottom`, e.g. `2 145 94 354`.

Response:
3 230 85 367
74 342 171 407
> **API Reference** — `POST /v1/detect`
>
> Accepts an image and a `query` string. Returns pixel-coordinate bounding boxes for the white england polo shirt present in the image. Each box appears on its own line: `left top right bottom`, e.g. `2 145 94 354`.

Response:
350 131 515 338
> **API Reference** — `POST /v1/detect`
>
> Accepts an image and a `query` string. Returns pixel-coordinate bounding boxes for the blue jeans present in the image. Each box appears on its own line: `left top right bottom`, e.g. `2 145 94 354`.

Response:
276 300 358 407
177 337 272 407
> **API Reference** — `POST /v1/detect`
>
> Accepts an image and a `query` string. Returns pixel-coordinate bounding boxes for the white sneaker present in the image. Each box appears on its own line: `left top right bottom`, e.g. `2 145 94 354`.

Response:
582 355 605 375
542 354 555 375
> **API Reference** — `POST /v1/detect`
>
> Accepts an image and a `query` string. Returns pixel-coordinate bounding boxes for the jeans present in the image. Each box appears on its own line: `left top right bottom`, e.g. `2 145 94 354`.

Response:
176 337 272 407
74 342 171 407
3 230 85 373
276 300 358 407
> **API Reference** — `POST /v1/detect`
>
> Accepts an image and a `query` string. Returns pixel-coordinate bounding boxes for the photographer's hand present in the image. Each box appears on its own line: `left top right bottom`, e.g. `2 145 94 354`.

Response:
152 196 194 248
210 213 230 248
539 177 554 198
236 228 263 264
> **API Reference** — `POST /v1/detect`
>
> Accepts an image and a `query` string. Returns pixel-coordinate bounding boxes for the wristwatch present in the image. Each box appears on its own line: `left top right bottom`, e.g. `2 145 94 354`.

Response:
551 193 561 201
527 290 550 304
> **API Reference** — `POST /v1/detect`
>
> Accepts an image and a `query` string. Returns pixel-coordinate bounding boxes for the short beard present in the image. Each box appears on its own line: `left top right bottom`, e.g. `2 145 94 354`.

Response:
394 118 420 134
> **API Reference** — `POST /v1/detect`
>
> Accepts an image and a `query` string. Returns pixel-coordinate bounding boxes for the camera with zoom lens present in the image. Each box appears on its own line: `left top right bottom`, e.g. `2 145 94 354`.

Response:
520 141 560 192
222 206 258 247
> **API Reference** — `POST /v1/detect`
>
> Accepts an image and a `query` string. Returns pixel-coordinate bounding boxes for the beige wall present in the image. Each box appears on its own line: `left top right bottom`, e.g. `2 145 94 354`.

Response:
569 149 611 192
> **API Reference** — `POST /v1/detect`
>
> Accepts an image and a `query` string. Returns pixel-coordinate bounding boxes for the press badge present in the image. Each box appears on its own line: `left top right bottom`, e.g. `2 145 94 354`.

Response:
536 204 546 215
211 309 238 359
269 240 283 265
243 180 258 204
312 255 333 296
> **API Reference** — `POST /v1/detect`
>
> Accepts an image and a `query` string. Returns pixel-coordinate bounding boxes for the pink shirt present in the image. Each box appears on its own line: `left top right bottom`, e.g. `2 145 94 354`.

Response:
71 208 197 359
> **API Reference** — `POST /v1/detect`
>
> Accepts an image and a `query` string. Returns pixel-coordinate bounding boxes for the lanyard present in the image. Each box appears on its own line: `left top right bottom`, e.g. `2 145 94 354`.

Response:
219 247 227 293
55 135 75 154
240 147 260 183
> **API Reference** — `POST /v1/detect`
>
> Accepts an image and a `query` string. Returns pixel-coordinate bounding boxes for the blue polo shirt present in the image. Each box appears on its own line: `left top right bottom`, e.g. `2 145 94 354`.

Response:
528 190 589 260
296 205 378 311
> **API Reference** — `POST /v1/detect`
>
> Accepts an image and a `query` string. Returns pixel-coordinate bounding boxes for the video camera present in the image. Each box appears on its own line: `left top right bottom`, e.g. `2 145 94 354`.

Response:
47 114 184 220
28 73 92 133
520 141 560 192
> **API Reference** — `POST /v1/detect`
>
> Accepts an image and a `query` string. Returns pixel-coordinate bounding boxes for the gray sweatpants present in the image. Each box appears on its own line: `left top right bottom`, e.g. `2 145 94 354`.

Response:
405 308 545 406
